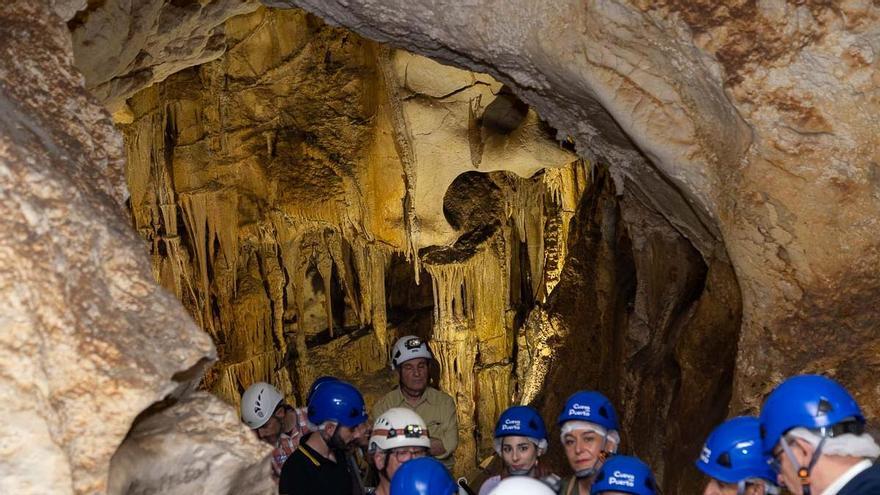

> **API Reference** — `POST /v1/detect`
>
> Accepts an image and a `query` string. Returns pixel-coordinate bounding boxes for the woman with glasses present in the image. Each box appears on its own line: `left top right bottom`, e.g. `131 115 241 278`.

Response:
479 405 554 494
368 407 432 495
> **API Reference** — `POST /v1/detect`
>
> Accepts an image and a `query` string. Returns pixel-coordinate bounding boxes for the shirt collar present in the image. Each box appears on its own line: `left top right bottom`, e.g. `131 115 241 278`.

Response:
396 386 432 406
821 459 873 495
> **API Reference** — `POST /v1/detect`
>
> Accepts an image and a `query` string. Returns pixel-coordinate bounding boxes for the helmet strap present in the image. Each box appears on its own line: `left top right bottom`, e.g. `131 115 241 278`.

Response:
575 433 610 479
508 459 537 476
379 451 391 481
781 434 827 495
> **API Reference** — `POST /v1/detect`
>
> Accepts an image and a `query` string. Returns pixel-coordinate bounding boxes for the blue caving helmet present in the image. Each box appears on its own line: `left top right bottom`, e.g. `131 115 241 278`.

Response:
591 455 657 495
759 374 864 456
390 457 458 495
494 405 548 442
307 380 368 428
307 375 339 404
557 390 619 431
696 416 777 486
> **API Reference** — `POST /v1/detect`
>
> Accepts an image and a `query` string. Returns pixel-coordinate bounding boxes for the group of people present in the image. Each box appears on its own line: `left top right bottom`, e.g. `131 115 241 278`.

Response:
239 335 880 495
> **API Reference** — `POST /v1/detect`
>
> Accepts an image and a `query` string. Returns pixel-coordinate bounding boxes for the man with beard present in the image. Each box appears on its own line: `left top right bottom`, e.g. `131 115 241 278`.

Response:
279 380 369 495
373 336 458 469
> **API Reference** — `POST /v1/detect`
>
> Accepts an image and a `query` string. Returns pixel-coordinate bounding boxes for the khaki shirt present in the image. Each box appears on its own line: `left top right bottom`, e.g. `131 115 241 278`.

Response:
372 386 459 468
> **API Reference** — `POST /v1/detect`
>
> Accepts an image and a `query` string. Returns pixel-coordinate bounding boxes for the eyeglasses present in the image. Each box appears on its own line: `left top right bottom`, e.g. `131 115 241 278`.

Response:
769 443 787 473
391 447 428 461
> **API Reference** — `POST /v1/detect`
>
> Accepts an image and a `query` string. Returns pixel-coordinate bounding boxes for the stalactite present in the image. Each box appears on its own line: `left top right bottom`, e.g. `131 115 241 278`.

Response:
117 12 589 473
376 46 421 281
504 176 547 301
425 241 512 469
539 159 590 298
368 247 389 353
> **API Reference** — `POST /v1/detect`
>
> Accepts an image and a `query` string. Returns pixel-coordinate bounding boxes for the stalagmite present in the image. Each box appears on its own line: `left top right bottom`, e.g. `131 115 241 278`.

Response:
53 1 587 482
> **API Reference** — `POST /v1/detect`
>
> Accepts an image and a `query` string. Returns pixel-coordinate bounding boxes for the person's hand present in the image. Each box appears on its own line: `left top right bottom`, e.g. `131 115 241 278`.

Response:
429 437 446 457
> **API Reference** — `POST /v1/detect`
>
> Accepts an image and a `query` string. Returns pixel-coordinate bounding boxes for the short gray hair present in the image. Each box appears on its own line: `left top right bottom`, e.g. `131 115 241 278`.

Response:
787 427 880 459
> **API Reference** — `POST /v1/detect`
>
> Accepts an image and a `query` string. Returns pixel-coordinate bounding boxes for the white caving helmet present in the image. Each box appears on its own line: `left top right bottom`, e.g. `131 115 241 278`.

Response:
369 407 431 452
488 476 556 495
390 335 433 370
240 382 284 429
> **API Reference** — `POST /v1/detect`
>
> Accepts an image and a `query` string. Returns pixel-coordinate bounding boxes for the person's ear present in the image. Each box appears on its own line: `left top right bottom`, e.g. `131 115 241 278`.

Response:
373 451 386 470
606 438 618 453
325 422 338 437
792 437 814 463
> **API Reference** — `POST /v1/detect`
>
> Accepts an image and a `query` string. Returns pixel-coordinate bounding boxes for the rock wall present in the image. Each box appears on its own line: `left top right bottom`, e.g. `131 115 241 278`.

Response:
0 1 274 494
518 166 741 492
69 0 261 115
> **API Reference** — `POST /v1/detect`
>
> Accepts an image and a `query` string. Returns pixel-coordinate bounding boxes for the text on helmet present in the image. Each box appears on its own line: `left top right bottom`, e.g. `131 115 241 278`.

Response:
699 446 711 464
501 418 522 431
568 403 592 416
609 471 636 487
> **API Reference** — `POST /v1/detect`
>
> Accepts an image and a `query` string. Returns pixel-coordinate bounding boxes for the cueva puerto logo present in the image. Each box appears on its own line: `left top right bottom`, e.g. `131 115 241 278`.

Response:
609 470 636 487
568 403 591 416
699 445 711 464
501 418 522 431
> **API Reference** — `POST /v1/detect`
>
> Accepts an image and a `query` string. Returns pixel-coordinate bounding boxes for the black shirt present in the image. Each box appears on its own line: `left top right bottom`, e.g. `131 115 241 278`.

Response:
278 433 354 495
838 462 880 495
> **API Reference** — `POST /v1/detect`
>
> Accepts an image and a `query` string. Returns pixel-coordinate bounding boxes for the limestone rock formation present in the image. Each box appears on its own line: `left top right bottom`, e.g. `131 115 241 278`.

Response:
108 392 274 495
0 1 219 493
117 6 580 473
5 0 878 493
70 0 261 114
278 0 880 472
0 2 282 494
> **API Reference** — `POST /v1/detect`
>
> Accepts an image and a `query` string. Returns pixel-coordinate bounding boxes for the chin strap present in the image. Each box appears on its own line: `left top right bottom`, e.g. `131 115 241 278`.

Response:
575 434 612 479
781 434 827 495
508 460 537 476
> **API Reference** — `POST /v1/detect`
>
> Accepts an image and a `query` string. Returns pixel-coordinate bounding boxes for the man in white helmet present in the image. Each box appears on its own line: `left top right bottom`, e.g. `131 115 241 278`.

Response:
240 381 311 482
368 407 432 495
372 335 459 469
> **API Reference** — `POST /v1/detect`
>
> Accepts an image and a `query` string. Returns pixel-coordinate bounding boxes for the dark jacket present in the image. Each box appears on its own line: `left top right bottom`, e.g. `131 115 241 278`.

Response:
837 462 880 495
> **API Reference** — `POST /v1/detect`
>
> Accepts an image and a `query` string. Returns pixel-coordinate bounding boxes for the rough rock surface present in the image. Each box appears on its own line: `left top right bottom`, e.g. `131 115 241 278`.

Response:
70 0 260 113
278 0 880 448
517 167 741 491
0 1 268 494
116 6 578 473
108 392 274 495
